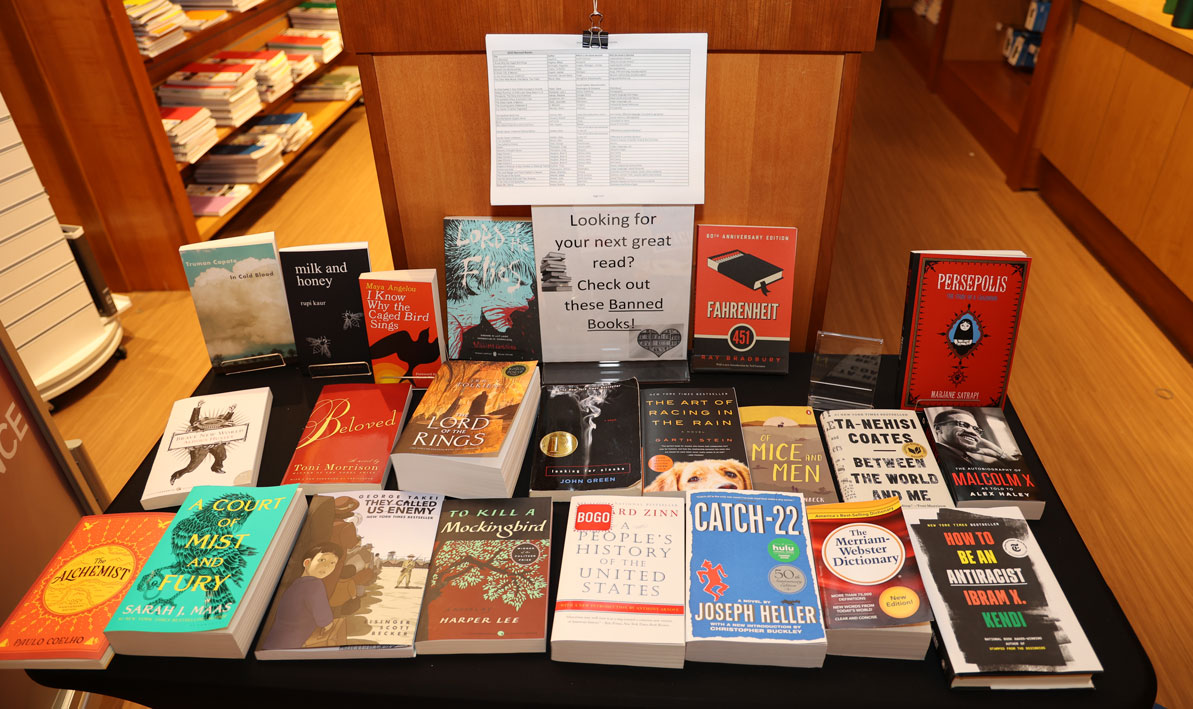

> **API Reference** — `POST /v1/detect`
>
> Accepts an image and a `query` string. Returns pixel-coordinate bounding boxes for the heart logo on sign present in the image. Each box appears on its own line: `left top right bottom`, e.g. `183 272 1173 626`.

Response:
637 328 681 357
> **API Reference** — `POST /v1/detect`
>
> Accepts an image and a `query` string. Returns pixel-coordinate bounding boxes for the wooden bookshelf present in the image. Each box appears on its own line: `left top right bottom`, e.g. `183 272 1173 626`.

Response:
889 7 941 78
942 59 1032 132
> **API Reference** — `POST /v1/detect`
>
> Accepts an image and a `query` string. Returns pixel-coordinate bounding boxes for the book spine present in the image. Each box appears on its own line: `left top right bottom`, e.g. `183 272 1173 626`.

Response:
898 252 922 408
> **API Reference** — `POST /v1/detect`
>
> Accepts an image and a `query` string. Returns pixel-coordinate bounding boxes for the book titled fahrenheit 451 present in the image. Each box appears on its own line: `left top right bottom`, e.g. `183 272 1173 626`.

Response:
281 383 414 493
0 513 172 669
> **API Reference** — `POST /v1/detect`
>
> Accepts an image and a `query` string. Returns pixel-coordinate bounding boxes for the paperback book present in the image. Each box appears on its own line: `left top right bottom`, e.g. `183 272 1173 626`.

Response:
279 242 372 376
443 217 541 360
255 491 444 659
529 378 641 500
641 387 749 494
686 490 826 667
359 269 446 387
739 405 838 503
415 498 552 654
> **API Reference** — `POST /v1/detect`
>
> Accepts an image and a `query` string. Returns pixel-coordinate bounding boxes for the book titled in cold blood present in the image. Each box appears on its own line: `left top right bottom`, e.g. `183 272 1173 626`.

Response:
0 513 172 670
691 224 798 374
899 250 1030 409
739 405 838 504
530 379 641 500
924 406 1044 519
820 409 953 509
443 217 541 361
359 269 447 387
279 242 372 376
686 490 827 667
415 498 551 654
641 387 750 494
255 491 444 660
552 496 686 668
904 506 1102 689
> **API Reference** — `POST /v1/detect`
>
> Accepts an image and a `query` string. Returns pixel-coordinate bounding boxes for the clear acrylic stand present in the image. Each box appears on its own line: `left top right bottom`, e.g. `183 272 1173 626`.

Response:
808 331 882 410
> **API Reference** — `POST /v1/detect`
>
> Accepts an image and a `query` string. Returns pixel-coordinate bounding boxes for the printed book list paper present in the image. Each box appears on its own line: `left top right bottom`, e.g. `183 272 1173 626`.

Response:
487 33 707 206
532 205 694 362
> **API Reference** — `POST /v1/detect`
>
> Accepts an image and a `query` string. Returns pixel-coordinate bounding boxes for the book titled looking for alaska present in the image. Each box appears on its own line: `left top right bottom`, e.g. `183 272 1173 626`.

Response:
0 513 172 670
359 269 446 387
279 242 372 376
641 387 749 495
691 224 797 374
899 250 1030 409
443 217 541 361
739 405 838 504
255 491 444 660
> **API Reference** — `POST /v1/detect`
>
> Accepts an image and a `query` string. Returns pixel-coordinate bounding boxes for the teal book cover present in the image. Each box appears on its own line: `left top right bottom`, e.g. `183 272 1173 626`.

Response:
106 485 301 633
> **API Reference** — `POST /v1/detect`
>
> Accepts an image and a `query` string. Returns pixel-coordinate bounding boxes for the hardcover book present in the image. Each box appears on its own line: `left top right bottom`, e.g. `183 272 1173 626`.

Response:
640 387 749 494
359 269 446 387
280 383 413 493
530 378 641 500
255 491 444 659
443 217 541 361
806 497 933 659
899 250 1030 409
739 405 838 503
141 387 273 510
691 224 798 374
0 513 172 669
415 498 552 654
106 485 307 658
179 232 296 373
819 409 953 509
686 490 827 667
924 406 1044 519
552 496 686 668
279 242 372 376
904 506 1102 689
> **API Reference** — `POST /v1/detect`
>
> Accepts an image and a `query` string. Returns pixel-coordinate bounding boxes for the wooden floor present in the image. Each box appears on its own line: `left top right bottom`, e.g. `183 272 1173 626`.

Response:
43 41 1190 707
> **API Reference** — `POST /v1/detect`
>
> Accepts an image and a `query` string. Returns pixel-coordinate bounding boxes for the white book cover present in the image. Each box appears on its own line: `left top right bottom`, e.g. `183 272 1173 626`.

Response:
551 496 685 661
820 409 953 509
141 387 272 509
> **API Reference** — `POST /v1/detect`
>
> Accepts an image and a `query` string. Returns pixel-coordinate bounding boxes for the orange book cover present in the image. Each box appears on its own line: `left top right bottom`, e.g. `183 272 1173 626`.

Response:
0 513 172 668
360 272 446 387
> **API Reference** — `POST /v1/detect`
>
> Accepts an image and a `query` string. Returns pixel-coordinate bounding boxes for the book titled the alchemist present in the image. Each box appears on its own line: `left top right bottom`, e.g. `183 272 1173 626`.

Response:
0 513 172 669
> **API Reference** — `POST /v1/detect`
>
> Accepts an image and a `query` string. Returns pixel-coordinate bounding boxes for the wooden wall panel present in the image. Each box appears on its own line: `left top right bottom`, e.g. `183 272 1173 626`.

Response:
943 0 1030 62
1137 99 1193 299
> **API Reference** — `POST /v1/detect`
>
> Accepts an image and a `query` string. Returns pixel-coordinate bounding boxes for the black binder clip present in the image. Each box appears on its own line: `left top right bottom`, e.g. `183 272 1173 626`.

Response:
582 1 608 48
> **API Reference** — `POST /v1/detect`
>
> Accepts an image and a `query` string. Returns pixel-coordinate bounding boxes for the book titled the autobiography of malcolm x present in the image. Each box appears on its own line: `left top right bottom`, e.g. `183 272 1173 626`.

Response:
692 224 797 374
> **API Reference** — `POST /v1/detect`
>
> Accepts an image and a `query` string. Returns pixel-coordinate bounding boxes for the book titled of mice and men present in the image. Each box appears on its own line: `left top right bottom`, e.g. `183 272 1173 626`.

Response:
904 506 1101 689
691 224 798 374
899 250 1030 409
739 405 839 503
640 387 749 495
686 490 826 668
105 485 306 659
552 496 686 668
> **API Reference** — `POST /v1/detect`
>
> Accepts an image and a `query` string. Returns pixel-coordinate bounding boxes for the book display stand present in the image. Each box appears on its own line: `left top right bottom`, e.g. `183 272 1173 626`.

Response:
808 330 884 410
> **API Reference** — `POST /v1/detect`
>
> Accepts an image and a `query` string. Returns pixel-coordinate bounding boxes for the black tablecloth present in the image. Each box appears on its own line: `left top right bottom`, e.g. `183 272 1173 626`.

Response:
30 356 1157 707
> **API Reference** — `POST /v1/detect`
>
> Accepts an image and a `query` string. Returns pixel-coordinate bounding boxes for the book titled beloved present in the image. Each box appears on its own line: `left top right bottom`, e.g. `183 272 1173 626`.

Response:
106 485 307 658
686 490 826 667
904 506 1101 689
692 224 798 373
279 242 372 376
444 217 541 361
552 496 686 668
142 387 272 510
899 250 1030 409
359 269 446 387
739 405 838 504
179 232 296 373
530 379 642 500
281 383 413 493
0 513 172 669
415 498 551 654
255 491 445 660
820 409 953 509
641 387 749 494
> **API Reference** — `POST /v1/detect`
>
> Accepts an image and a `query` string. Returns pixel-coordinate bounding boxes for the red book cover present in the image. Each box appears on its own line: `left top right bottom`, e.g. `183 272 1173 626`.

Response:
280 383 413 491
691 224 798 374
213 49 284 62
899 252 1030 409
359 270 446 387
0 513 172 669
269 35 325 46
159 106 202 121
180 62 255 75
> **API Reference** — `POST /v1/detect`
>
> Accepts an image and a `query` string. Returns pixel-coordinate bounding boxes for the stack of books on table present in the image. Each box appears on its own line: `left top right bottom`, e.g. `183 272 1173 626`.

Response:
287 1 340 31
296 66 361 102
193 133 284 184
180 8 227 30
186 183 252 217
157 63 262 128
212 49 294 103
286 54 318 83
245 113 313 153
124 0 187 57
160 106 218 163
178 0 263 10
267 29 343 63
